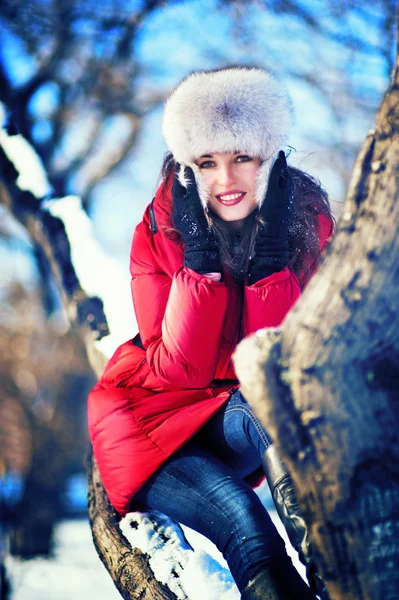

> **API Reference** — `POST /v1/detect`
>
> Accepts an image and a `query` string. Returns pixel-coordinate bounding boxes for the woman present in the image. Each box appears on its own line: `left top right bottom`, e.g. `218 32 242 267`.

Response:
88 67 334 599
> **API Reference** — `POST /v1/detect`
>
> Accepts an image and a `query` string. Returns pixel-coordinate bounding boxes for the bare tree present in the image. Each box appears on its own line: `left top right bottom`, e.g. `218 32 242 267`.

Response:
0 0 169 208
1 1 398 598
234 15 399 600
0 0 396 210
88 453 181 600
0 278 96 554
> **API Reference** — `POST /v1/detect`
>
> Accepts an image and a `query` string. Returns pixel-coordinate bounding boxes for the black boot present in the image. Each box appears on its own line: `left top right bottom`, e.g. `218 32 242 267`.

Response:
241 557 318 600
261 445 330 600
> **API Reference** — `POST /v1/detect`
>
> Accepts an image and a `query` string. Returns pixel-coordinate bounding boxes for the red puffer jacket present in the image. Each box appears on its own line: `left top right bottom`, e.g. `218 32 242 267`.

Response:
88 181 333 515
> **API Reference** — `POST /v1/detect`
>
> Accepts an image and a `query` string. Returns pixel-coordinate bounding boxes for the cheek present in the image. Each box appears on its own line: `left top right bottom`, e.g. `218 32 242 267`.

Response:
242 166 260 196
198 171 214 191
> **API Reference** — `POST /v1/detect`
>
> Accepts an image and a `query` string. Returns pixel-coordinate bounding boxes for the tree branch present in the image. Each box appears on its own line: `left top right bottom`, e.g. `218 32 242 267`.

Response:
88 451 179 600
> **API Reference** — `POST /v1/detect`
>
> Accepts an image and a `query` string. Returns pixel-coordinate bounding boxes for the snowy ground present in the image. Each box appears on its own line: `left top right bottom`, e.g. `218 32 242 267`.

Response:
6 520 121 600
6 483 306 599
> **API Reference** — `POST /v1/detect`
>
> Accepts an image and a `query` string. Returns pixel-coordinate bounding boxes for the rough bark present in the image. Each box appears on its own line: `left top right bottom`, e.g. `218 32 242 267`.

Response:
234 19 399 600
87 452 178 600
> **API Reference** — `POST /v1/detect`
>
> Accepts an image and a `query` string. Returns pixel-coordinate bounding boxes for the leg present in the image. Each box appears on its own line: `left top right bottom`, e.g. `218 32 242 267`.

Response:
196 387 272 478
261 446 330 599
241 559 318 600
199 390 328 598
135 439 288 593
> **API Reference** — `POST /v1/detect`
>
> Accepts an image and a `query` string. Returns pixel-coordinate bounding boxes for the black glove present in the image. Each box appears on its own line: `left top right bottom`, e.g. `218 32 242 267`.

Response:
172 166 222 274
247 151 294 285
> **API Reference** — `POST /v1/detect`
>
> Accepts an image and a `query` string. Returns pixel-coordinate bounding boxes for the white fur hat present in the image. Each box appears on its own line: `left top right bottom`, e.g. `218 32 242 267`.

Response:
162 67 293 207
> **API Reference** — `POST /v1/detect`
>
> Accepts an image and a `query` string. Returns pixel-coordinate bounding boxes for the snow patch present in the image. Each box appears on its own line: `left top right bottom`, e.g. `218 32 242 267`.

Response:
45 195 137 357
120 511 192 599
179 550 239 600
120 511 240 599
6 520 121 600
118 483 306 599
0 113 136 359
0 128 50 198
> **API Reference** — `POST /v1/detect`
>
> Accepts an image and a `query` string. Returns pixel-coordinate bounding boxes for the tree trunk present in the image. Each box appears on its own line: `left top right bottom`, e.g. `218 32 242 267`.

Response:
234 19 399 600
87 451 178 600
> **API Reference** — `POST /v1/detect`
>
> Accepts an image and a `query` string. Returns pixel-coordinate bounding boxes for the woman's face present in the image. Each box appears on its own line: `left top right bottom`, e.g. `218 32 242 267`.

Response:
196 152 261 229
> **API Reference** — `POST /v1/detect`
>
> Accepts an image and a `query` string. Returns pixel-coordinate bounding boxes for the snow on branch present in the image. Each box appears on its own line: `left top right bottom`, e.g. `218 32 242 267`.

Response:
0 102 138 363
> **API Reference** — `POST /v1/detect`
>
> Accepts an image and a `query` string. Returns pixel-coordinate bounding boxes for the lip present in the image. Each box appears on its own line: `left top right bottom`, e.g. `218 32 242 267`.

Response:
216 191 246 206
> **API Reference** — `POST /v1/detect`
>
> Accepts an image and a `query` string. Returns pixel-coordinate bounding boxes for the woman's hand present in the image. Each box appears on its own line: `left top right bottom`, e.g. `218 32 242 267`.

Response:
247 151 294 285
172 166 222 274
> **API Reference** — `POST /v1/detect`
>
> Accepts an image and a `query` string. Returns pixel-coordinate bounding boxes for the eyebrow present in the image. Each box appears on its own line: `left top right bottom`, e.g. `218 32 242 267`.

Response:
199 151 243 158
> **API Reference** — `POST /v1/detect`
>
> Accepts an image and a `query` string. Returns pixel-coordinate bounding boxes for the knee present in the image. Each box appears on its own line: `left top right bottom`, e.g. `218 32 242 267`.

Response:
209 477 278 544
228 390 273 450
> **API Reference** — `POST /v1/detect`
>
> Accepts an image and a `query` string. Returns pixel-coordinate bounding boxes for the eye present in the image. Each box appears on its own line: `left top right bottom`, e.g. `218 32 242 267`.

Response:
198 160 216 169
236 155 253 163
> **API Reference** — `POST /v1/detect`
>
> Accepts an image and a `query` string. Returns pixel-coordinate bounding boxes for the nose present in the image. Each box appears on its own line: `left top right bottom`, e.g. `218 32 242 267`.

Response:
217 163 236 188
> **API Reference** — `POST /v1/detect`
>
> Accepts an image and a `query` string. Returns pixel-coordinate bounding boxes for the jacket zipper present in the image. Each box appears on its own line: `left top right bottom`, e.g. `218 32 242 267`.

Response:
116 357 147 388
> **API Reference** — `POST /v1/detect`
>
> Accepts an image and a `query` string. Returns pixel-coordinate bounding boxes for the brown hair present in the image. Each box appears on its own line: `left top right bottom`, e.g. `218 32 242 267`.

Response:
161 153 334 286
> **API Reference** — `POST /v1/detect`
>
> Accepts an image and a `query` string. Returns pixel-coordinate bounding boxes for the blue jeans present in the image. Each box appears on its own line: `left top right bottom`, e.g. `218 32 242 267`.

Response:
135 390 288 592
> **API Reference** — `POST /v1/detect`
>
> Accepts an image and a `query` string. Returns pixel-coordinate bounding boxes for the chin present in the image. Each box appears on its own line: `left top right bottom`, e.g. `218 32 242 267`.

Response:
217 207 254 223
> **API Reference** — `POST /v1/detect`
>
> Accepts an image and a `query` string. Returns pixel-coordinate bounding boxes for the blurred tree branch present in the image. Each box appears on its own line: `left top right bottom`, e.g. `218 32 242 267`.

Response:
0 0 396 212
0 0 172 206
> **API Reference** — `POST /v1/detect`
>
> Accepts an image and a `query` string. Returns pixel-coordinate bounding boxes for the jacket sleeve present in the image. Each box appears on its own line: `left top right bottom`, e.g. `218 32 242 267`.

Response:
130 220 229 388
242 267 301 337
242 212 334 337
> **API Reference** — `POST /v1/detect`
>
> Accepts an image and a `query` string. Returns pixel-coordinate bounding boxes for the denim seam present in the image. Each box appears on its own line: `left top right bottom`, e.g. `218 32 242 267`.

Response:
224 404 271 450
160 468 252 574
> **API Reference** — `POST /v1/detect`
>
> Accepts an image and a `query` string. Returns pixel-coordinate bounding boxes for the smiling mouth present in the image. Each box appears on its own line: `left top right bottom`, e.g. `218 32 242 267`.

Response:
216 192 246 206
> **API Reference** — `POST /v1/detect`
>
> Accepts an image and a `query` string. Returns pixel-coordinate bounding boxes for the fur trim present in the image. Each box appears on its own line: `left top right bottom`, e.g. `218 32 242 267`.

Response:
191 163 210 211
162 67 293 207
176 163 210 210
254 157 275 207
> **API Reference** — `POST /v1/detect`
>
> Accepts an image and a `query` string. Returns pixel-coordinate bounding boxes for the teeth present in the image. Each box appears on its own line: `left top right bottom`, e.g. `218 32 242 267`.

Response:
219 193 242 200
